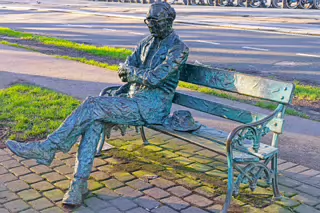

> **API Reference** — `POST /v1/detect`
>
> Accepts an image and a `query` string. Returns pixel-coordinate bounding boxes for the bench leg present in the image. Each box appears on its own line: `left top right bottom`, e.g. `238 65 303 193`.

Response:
95 128 105 157
271 153 282 200
222 153 234 213
140 127 150 145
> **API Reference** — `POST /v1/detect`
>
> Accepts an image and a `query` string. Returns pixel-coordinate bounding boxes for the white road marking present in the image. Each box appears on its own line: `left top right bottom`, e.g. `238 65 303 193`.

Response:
103 28 117 32
128 32 145 35
195 40 220 45
296 53 320 58
242 46 269 51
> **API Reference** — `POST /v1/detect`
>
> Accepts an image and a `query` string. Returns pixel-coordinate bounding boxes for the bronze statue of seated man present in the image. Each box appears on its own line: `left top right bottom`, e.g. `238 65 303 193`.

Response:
6 2 189 207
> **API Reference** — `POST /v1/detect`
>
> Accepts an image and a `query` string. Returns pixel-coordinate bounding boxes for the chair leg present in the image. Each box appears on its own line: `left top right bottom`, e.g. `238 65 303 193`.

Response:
140 127 149 145
271 153 282 200
222 156 234 213
95 128 106 157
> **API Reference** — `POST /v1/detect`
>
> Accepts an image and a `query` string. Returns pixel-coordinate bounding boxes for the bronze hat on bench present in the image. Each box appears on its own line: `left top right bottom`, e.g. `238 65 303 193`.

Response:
163 110 201 132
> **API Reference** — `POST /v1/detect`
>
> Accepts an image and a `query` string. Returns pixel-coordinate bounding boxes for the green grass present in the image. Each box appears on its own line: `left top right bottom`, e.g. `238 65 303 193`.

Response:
295 81 320 101
0 40 36 51
55 56 119 71
0 27 133 60
0 85 80 141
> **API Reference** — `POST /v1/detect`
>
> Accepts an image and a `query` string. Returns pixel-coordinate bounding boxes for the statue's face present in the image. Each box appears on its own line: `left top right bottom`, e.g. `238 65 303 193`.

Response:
144 6 172 39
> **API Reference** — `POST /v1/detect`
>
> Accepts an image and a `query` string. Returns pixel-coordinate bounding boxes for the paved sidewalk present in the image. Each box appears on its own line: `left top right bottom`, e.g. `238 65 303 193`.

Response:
0 45 320 212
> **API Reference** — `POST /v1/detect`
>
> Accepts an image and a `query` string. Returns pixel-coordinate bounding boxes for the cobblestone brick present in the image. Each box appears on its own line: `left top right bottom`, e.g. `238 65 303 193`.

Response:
0 173 17 183
194 186 216 198
296 184 320 197
43 189 65 202
176 150 194 158
300 169 320 177
102 178 124 189
189 155 213 164
127 179 152 191
9 166 31 177
168 186 192 198
55 152 71 160
115 186 143 198
172 157 193 165
126 207 149 213
144 187 170 199
110 197 138 211
132 170 157 178
150 177 175 189
161 196 190 210
181 207 208 213
53 180 70 190
20 173 43 184
263 204 295 213
72 206 95 213
279 185 298 197
0 208 9 213
20 209 40 213
113 171 135 182
28 198 54 210
187 163 212 172
0 191 19 204
0 155 12 163
176 177 202 189
90 171 111 181
48 159 64 168
21 159 38 168
97 207 121 213
0 166 8 175
278 176 302 187
293 192 320 206
93 158 107 167
1 159 20 169
62 157 76 167
18 189 42 201
134 196 161 210
84 197 111 212
31 181 55 192
93 187 119 201
196 150 218 158
207 204 222 212
151 206 179 213
5 179 30 192
87 179 104 191
30 165 52 175
278 162 297 171
275 197 300 208
40 207 65 213
184 194 213 207
158 150 178 158
3 199 29 212
54 165 73 175
284 165 309 173
205 170 228 179
42 172 66 183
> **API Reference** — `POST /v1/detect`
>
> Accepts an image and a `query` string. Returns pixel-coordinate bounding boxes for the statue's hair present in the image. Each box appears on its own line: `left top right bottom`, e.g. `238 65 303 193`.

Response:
150 2 176 21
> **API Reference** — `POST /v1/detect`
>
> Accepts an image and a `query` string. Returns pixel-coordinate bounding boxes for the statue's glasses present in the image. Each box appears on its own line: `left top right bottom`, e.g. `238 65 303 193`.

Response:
144 18 170 26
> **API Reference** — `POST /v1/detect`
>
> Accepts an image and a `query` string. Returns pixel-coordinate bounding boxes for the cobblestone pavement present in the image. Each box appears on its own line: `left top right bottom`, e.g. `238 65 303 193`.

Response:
1 128 320 213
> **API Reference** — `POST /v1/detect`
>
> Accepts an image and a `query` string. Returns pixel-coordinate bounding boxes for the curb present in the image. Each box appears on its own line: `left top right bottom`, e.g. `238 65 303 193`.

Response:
1 5 320 37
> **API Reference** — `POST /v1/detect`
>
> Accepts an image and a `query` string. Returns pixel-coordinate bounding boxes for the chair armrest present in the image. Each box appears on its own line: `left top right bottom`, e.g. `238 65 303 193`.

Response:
99 86 121 97
226 104 284 153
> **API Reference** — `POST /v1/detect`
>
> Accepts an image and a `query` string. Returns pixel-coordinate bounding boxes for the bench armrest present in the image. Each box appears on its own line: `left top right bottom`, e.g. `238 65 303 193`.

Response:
226 104 284 153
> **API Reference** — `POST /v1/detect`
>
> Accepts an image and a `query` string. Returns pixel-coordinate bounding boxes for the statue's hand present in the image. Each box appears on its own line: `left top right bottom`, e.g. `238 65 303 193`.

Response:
118 63 128 82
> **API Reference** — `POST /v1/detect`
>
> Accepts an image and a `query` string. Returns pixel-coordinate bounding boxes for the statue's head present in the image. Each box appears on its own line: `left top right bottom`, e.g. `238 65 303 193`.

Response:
144 2 176 39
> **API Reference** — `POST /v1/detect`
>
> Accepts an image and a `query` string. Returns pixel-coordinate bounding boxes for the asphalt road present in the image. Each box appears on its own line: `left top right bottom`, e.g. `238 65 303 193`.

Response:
1 7 320 85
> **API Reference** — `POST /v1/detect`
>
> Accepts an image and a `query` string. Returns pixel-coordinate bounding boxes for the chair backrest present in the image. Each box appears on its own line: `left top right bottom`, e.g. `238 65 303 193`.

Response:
173 64 295 133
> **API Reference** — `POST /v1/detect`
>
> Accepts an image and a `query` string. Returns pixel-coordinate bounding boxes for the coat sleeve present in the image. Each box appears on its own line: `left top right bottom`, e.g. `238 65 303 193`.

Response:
127 42 189 87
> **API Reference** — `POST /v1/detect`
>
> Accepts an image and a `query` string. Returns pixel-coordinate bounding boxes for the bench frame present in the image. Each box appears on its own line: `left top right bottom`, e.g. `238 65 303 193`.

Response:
96 63 295 213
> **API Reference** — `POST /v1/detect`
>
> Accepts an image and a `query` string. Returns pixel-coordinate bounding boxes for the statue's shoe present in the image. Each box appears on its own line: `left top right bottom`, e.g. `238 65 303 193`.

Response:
62 179 88 207
6 140 55 166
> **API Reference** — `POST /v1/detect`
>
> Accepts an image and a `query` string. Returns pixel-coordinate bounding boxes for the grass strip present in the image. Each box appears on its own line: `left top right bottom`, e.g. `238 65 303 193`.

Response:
295 81 320 102
0 85 80 141
0 27 132 60
55 55 119 71
0 40 36 51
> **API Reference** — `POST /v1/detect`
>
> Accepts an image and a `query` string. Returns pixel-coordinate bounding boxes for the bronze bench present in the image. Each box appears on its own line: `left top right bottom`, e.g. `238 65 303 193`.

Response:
96 63 295 213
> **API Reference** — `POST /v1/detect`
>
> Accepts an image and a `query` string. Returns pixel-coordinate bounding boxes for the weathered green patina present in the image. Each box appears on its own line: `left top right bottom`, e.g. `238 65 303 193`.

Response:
98 63 295 213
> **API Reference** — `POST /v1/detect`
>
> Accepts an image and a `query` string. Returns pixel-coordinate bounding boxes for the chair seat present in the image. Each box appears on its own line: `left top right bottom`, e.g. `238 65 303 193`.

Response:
148 125 278 163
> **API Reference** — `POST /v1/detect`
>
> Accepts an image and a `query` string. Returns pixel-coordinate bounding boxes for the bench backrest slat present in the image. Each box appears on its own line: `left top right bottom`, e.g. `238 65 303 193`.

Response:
179 64 295 104
173 92 284 133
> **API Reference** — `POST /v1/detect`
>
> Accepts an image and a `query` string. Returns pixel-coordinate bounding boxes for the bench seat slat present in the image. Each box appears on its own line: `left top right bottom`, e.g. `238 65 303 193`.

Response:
148 125 277 162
